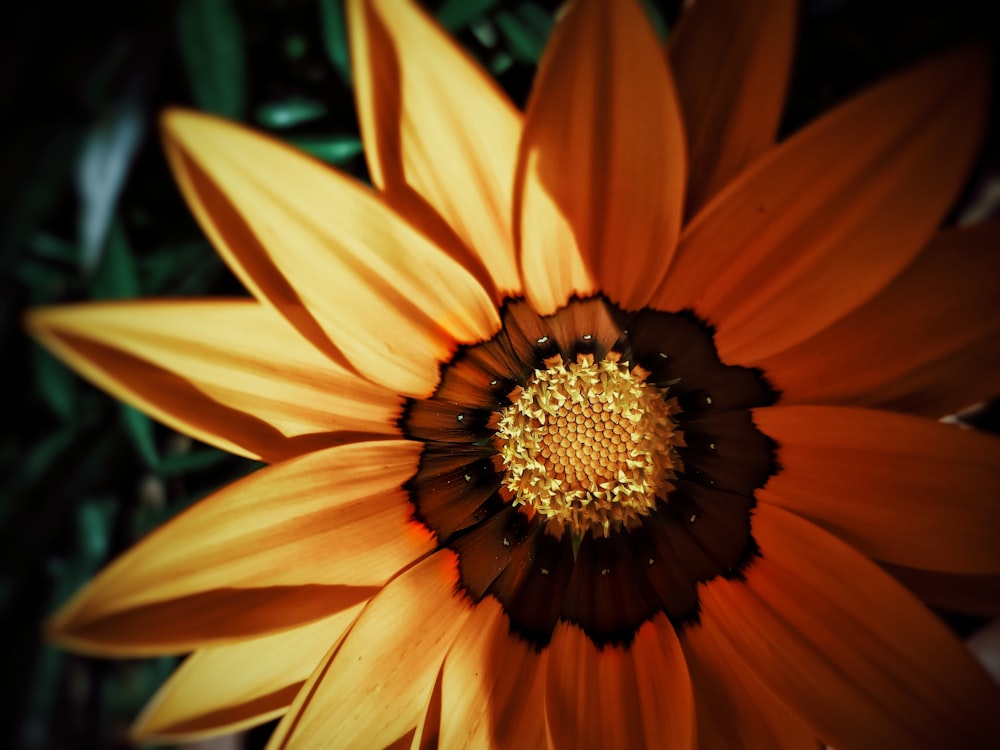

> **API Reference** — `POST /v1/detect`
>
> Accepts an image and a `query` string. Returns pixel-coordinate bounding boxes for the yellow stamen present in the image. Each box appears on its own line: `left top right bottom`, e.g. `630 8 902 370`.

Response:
496 353 681 536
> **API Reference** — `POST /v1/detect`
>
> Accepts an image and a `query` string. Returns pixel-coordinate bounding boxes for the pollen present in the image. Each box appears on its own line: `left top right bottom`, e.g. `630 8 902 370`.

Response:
496 352 682 537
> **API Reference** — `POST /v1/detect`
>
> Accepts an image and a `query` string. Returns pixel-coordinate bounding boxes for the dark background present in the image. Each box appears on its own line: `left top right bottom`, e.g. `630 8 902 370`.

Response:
2 0 998 747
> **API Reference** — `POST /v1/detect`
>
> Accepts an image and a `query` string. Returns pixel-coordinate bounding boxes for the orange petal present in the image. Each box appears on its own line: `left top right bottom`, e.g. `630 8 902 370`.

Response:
654 48 991 362
668 0 796 215
881 563 1000 618
49 441 434 655
162 109 500 397
700 503 1000 749
545 616 695 750
630 615 697 750
347 0 522 299
751 221 1000 417
755 405 1000 574
267 551 472 749
681 614 818 749
515 0 685 313
132 602 365 742
411 668 443 750
26 299 401 462
439 597 547 749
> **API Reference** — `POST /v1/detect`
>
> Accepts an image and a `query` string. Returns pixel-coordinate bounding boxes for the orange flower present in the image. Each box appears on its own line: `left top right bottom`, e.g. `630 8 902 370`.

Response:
27 0 1000 747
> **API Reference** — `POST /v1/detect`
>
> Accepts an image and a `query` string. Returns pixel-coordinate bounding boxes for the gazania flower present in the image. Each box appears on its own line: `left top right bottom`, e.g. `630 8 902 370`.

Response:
27 0 1000 746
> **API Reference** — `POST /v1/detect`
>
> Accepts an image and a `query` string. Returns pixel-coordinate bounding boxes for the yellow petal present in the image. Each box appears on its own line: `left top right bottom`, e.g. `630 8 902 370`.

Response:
49 441 433 655
439 597 547 749
268 551 471 749
348 0 522 299
132 603 365 742
26 299 400 462
515 0 685 312
668 0 796 214
162 109 500 397
410 667 443 750
515 148 595 314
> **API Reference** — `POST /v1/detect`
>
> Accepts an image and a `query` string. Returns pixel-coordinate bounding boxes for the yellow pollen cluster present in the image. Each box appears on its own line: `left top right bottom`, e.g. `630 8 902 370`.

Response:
496 353 680 536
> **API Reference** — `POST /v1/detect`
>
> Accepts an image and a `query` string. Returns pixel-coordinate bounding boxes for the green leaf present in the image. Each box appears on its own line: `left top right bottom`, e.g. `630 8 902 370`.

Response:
494 8 550 63
285 133 363 164
90 220 140 300
120 403 159 469
489 50 514 75
138 239 224 296
23 646 67 750
139 239 216 294
641 0 668 42
171 254 227 296
318 0 351 84
0 427 77 526
76 97 144 274
513 3 553 38
14 259 68 293
470 19 498 48
177 0 247 119
0 127 80 273
156 447 230 477
31 344 78 423
29 233 78 264
77 497 116 563
58 428 119 498
256 99 328 129
106 657 178 716
437 0 502 30
284 32 309 61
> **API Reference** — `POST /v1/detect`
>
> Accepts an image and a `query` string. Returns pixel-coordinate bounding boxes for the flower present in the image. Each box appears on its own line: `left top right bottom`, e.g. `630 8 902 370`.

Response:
26 0 1000 747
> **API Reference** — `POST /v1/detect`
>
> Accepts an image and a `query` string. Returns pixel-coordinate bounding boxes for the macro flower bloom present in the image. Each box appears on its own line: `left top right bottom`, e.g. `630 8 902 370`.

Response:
26 0 1000 747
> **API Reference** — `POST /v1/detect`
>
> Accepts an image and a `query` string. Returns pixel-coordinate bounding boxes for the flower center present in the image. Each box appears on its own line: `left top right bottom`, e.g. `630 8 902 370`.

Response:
404 298 779 647
495 351 681 537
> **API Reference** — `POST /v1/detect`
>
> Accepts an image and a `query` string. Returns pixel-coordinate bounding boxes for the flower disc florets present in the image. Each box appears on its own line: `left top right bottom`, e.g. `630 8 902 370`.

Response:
496 351 681 537
405 299 777 645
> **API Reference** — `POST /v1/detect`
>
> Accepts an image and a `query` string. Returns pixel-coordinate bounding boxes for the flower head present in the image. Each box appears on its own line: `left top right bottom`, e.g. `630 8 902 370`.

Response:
27 0 1000 747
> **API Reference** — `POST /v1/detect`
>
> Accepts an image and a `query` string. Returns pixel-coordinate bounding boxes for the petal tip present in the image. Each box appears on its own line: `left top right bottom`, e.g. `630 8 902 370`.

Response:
128 701 175 745
44 609 84 652
159 106 196 140
22 306 52 340
159 107 234 153
24 303 81 335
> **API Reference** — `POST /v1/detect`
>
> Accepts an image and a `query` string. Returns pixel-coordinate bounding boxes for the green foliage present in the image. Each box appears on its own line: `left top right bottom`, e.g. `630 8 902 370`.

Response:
493 5 551 63
256 98 329 129
76 98 145 275
177 0 248 119
286 133 364 164
90 220 140 300
641 0 669 41
318 0 352 84
437 0 503 30
31 347 78 424
120 404 160 469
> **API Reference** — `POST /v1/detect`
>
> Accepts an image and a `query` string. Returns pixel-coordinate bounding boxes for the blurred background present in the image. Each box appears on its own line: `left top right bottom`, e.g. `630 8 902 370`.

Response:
2 0 998 747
